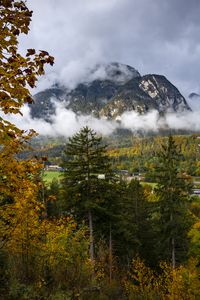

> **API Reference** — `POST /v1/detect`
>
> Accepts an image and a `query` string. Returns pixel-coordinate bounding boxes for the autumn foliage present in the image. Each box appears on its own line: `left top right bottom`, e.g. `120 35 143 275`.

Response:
0 1 92 299
1 1 200 299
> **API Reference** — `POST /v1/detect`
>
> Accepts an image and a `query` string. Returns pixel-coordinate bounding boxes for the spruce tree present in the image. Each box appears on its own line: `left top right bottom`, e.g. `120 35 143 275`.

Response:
112 179 156 267
61 126 116 261
154 135 193 267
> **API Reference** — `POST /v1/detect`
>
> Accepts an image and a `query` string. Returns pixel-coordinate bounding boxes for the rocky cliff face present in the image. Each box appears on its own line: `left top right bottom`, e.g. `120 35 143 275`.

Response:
30 63 191 121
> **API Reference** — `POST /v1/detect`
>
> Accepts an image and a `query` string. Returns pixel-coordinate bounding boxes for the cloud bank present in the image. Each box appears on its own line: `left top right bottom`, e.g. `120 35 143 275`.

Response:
18 0 200 97
1 97 200 138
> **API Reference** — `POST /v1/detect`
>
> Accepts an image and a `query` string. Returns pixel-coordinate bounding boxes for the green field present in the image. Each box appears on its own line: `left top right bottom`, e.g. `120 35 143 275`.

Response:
140 181 157 192
43 171 63 184
141 181 157 188
43 171 159 187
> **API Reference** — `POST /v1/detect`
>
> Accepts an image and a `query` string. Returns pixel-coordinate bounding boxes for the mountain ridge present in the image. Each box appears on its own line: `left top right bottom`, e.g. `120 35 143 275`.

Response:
30 62 191 122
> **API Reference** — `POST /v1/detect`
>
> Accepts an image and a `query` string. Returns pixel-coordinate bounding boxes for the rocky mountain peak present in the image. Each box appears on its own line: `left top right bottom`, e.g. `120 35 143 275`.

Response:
30 63 191 122
138 74 191 113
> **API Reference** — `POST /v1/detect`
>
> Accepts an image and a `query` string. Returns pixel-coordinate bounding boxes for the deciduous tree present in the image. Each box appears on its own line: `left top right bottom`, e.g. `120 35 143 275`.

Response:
0 0 54 142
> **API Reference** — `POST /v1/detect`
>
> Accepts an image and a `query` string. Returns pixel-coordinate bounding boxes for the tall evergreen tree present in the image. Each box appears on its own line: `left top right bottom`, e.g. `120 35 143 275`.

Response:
61 126 116 261
111 179 156 267
154 136 193 267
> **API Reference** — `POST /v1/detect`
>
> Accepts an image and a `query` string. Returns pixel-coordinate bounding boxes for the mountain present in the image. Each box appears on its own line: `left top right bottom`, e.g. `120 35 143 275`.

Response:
30 62 191 121
189 92 200 99
187 92 200 111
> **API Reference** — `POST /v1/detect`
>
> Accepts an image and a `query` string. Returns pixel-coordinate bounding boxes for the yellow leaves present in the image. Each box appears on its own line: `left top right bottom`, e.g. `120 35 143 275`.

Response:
0 135 44 246
37 217 90 274
192 220 200 230
0 2 94 295
127 258 156 295
0 181 42 252
47 195 57 202
125 258 200 300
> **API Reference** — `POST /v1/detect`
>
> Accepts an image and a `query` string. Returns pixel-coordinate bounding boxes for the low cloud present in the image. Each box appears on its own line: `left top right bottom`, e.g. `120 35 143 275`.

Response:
1 98 200 138
1 102 117 137
165 111 200 132
120 110 160 132
34 62 140 93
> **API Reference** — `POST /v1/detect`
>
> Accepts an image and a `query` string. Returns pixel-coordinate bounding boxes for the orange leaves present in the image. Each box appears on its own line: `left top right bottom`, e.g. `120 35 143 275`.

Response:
45 55 54 66
1 0 12 8
39 50 49 57
26 48 36 56
39 50 54 66
0 91 10 101
24 96 33 105
26 74 36 88
12 28 19 35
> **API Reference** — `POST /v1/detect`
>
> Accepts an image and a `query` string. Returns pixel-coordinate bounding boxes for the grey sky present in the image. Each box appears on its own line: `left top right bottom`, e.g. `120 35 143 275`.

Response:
20 0 200 97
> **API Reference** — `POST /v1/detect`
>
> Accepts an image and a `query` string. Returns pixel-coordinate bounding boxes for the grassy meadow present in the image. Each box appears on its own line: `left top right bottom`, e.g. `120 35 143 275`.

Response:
43 170 63 184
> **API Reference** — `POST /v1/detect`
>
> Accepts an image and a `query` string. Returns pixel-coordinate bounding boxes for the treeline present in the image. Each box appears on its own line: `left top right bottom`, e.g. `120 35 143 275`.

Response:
2 126 200 299
108 135 200 176
21 134 200 177
20 127 199 299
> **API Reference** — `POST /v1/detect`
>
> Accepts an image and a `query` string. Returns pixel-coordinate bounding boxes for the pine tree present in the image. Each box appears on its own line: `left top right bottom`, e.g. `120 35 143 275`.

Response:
154 136 193 267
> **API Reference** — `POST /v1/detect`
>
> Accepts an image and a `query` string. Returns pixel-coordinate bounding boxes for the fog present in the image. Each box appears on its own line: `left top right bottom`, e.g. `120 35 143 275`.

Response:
1 96 200 137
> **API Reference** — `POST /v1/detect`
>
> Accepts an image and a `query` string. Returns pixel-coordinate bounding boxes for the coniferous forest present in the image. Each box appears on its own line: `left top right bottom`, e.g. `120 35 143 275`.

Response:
1 1 200 299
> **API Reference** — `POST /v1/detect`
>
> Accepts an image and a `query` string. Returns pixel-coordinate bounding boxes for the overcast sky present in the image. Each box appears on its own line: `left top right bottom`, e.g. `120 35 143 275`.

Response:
20 0 200 98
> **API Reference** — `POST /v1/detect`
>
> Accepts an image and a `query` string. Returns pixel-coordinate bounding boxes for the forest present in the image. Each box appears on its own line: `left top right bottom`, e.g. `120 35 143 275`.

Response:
30 134 200 178
1 1 200 299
